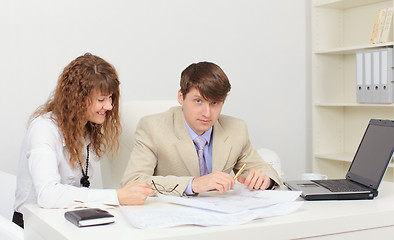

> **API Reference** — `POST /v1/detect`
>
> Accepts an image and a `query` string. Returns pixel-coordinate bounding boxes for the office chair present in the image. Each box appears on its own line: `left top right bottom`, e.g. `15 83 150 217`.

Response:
0 170 23 239
101 100 178 189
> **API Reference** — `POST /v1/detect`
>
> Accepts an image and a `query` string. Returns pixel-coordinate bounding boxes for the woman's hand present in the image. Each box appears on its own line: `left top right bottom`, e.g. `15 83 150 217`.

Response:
116 182 154 205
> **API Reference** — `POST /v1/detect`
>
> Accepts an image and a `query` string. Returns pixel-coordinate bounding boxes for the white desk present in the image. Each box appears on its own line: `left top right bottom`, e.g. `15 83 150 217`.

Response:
24 182 394 240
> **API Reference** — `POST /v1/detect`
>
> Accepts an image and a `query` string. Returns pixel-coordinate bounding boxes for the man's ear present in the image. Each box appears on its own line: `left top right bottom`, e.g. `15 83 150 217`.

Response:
177 90 183 105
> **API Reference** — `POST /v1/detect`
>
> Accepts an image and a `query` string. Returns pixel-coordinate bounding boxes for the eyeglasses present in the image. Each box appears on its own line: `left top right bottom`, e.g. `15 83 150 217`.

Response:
151 180 183 197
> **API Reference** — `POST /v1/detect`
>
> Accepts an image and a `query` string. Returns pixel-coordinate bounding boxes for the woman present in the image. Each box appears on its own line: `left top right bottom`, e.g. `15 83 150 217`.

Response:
13 53 153 228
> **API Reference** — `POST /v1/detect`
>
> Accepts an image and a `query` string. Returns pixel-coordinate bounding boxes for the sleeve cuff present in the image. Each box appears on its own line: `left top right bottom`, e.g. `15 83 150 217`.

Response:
183 178 197 196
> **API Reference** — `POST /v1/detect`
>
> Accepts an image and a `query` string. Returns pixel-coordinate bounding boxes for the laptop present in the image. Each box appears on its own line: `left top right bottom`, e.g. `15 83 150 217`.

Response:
284 119 394 200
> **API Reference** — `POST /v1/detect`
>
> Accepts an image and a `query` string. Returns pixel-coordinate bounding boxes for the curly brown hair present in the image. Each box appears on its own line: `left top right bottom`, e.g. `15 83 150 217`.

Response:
31 53 121 168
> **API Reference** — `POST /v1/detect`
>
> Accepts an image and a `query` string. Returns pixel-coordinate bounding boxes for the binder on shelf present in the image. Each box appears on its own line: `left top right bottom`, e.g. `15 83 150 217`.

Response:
364 52 373 103
372 51 380 103
379 48 394 103
356 48 394 104
356 52 365 103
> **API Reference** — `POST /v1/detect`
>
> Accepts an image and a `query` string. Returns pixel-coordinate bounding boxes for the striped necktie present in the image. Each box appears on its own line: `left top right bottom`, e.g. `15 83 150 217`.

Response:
193 136 208 176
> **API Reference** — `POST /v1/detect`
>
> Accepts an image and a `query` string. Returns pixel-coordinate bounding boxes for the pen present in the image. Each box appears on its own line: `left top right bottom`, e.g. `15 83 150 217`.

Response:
233 163 246 180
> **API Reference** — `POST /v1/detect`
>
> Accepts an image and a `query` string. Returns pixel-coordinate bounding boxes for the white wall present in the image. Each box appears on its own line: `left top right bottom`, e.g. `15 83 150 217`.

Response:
0 0 310 180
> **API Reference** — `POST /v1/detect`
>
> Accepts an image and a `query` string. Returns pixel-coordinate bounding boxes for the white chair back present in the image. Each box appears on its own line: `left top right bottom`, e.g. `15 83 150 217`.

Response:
0 171 17 220
0 215 23 240
257 148 284 180
101 100 178 189
0 170 23 239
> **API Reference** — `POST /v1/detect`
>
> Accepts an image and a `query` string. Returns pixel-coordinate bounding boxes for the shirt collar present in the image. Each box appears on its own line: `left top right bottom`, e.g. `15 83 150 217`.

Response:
184 117 212 144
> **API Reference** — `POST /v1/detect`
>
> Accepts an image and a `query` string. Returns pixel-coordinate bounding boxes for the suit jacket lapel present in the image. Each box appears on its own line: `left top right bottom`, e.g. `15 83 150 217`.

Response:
212 118 232 172
173 107 200 176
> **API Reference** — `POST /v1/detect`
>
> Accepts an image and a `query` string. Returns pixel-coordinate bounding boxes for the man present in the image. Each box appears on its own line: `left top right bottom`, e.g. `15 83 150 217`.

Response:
121 61 280 195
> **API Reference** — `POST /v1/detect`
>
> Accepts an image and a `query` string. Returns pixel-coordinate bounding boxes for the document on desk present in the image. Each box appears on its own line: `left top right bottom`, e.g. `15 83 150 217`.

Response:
121 188 303 229
158 188 301 213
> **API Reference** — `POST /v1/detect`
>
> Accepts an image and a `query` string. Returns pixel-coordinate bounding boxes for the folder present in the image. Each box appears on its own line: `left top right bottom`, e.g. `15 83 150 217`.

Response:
356 52 365 103
375 8 387 44
380 8 393 43
372 51 380 103
364 52 373 103
379 48 394 103
370 9 381 44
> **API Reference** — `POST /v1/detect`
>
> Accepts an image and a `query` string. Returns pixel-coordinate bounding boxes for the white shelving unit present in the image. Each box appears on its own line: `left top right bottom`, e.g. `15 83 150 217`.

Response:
311 0 394 182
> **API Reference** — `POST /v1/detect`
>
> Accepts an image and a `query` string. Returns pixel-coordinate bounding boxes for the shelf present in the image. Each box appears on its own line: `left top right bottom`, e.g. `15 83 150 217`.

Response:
315 0 388 9
315 152 394 167
315 152 354 162
311 0 394 181
314 42 393 55
315 103 394 107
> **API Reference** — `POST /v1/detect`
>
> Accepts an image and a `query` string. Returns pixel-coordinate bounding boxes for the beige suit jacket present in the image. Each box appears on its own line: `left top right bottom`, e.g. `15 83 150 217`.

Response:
121 106 280 193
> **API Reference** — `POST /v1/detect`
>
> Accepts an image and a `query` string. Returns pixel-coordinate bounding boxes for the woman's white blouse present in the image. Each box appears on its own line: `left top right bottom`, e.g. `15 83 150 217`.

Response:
14 114 119 213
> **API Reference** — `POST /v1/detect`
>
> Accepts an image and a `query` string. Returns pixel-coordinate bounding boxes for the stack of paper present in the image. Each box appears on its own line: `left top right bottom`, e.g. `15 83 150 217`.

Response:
121 187 302 229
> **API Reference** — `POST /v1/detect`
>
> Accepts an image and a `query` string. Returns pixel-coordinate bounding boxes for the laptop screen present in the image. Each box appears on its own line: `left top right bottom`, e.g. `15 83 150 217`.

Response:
347 119 394 189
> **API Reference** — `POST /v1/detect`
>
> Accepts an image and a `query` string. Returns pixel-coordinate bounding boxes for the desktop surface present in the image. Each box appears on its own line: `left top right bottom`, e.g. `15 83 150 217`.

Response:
24 182 394 240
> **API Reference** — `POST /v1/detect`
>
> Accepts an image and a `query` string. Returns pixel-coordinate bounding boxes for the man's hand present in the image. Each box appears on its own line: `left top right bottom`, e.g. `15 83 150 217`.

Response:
237 168 271 190
192 171 235 194
117 182 154 205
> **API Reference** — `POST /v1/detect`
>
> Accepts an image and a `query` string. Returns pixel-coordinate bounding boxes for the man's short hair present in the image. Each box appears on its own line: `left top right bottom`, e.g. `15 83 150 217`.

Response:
180 61 231 102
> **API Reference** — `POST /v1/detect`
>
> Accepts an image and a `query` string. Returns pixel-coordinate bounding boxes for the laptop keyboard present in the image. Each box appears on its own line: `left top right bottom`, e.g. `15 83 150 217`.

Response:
312 179 369 192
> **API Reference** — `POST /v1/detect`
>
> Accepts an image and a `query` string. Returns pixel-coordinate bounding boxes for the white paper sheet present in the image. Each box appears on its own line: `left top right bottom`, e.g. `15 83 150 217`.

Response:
158 189 302 213
121 201 303 229
121 187 303 229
